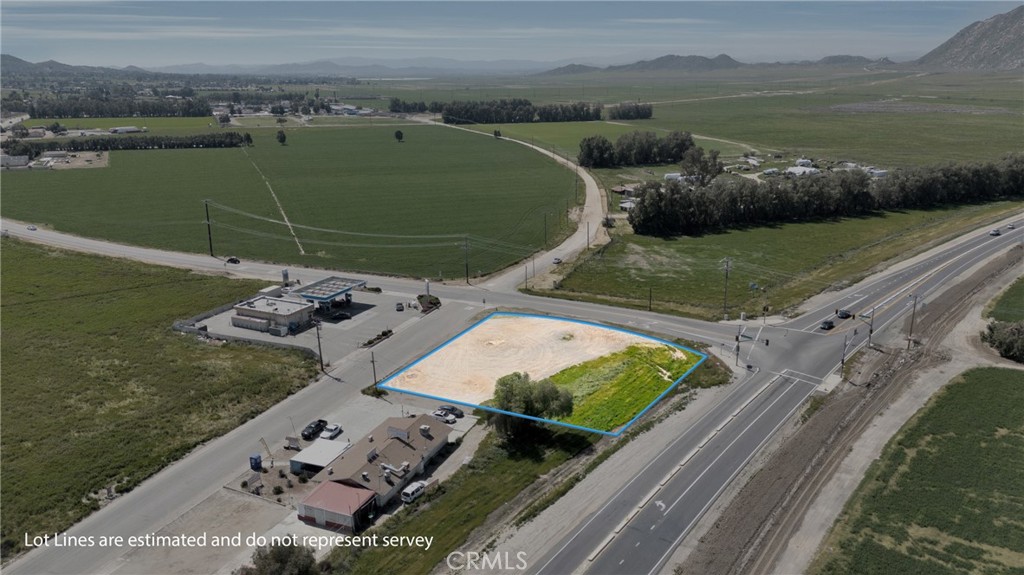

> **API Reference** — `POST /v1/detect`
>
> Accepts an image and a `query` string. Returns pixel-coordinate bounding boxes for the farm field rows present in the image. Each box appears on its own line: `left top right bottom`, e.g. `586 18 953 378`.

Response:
810 367 1024 575
552 201 1024 320
0 239 317 559
1 124 581 278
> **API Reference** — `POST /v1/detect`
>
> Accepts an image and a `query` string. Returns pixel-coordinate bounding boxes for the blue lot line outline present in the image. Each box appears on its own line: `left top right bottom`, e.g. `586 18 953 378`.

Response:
377 311 708 437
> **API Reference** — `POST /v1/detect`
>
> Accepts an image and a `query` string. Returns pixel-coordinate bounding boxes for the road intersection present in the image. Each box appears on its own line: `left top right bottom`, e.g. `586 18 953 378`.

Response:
2 212 1019 575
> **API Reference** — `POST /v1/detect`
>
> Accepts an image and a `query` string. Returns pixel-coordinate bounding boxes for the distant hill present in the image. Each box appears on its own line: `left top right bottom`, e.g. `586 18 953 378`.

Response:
1 54 159 80
606 54 744 73
816 55 874 66
535 63 602 76
918 5 1024 70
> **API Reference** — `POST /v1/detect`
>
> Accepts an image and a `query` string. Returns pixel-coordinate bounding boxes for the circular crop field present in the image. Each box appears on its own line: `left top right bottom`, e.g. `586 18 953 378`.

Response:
1 124 580 277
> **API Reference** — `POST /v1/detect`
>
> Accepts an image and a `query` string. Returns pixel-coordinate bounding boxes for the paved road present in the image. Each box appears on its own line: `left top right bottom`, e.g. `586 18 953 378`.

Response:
2 214 1020 575
529 218 1023 575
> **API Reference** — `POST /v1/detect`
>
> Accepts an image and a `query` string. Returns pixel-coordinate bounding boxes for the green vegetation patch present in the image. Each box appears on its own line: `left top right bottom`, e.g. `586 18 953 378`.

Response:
548 343 699 431
553 201 1024 320
811 367 1024 575
0 239 317 559
988 276 1024 322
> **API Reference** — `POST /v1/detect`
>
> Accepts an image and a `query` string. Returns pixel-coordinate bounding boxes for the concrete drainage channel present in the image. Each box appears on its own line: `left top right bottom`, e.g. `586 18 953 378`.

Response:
586 373 784 563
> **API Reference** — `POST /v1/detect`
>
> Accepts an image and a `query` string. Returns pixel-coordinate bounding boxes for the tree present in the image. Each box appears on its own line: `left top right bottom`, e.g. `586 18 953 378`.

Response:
578 135 615 168
394 130 404 143
276 130 287 146
233 543 316 575
490 372 573 439
680 146 723 187
243 132 253 146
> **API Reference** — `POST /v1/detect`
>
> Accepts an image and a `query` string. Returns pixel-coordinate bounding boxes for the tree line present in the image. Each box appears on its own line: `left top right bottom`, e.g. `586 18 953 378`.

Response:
607 102 653 120
25 97 212 119
2 132 247 158
628 154 1024 237
578 130 697 168
389 98 602 124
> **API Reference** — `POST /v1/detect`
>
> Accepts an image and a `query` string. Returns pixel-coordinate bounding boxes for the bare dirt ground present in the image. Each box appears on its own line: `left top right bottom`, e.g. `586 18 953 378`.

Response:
51 151 109 169
384 314 683 406
674 244 1022 575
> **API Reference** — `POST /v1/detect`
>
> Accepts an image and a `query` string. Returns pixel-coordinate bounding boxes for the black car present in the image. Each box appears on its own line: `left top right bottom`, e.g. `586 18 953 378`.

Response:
226 256 240 264
301 419 328 440
438 405 464 418
819 320 835 331
836 309 852 319
330 311 351 321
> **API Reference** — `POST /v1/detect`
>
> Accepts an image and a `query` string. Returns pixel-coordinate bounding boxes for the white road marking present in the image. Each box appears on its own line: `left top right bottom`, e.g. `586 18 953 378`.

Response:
654 500 666 512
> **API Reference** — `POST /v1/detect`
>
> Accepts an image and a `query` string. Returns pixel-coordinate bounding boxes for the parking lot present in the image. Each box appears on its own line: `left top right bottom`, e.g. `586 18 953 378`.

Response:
200 287 432 369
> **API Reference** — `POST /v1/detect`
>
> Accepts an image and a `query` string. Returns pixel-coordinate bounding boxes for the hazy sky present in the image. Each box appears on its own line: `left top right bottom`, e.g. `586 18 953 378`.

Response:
1 1 1018 67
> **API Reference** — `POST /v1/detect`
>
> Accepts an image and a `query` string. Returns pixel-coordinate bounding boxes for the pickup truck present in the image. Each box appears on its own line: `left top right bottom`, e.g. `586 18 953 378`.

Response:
301 419 328 440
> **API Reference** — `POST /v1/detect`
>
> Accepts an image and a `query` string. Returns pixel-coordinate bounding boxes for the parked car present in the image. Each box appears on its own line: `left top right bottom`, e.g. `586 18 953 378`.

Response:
438 405 464 418
432 410 456 424
989 229 1002 236
330 311 351 321
26 225 37 231
836 309 852 319
819 320 835 331
401 481 427 503
320 423 342 440
226 256 240 264
395 302 405 312
301 419 328 440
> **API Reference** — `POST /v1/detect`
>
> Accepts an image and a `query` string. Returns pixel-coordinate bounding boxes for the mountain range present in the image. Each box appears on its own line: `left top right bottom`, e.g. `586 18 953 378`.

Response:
2 6 1020 80
917 5 1023 70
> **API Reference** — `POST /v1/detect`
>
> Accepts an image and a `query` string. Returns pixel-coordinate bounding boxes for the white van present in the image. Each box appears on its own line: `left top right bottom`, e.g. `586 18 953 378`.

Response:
401 481 427 503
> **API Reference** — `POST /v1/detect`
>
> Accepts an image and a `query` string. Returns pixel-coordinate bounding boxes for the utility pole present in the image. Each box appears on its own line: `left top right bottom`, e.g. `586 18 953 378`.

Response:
648 286 653 311
907 294 919 350
370 351 378 384
204 200 214 257
464 236 469 284
586 221 591 250
841 333 848 373
314 320 324 372
524 264 528 289
543 213 548 248
721 257 733 320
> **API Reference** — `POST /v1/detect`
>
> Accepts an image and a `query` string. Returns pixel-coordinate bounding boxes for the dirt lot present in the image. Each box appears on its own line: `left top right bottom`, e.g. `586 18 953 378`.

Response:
383 314 679 405
51 151 109 169
674 244 1023 575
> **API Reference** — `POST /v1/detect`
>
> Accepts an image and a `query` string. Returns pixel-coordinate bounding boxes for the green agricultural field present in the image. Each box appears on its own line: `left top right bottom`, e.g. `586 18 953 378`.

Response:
548 343 700 431
810 367 1024 575
0 124 581 278
0 239 317 559
31 116 222 136
551 201 1024 320
465 120 749 164
988 277 1024 322
622 84 1022 167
